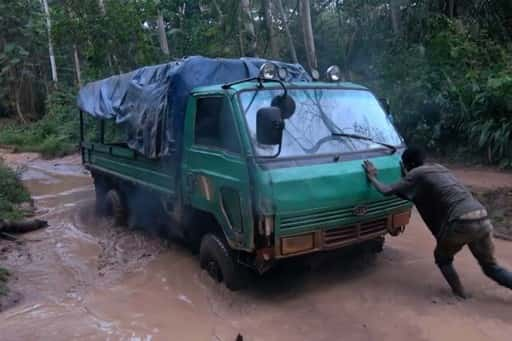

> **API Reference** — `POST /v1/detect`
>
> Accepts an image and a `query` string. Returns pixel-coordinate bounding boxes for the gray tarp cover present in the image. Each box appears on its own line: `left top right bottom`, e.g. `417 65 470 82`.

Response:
77 56 311 158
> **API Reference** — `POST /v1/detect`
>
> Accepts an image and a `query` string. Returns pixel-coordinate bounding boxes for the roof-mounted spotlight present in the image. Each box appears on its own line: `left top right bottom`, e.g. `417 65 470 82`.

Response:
277 67 288 81
326 65 342 82
259 63 278 80
311 69 320 81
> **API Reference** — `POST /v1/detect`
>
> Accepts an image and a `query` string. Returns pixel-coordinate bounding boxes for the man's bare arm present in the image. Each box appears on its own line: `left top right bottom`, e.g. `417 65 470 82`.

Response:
362 160 413 198
367 175 396 196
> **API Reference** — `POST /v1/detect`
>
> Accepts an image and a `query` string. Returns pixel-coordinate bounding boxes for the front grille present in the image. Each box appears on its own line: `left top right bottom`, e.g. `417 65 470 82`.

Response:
323 218 388 248
279 197 407 230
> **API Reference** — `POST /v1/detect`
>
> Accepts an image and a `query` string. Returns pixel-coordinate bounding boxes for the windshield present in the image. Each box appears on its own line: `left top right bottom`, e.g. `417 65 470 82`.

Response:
240 88 402 158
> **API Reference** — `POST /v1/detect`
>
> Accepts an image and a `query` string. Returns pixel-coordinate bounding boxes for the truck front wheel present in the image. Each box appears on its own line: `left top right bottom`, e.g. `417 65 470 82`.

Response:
199 234 249 291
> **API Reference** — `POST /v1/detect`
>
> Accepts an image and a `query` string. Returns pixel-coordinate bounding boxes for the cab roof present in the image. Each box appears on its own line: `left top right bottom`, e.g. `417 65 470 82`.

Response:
192 80 369 94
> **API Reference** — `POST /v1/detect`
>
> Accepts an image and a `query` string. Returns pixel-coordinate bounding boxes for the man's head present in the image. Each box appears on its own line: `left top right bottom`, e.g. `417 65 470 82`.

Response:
401 146 426 171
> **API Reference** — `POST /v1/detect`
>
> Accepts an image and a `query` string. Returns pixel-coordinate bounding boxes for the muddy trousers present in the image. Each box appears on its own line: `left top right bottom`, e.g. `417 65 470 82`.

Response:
434 218 512 292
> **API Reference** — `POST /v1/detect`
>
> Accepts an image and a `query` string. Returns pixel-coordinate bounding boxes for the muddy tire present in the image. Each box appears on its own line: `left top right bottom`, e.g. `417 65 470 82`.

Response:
199 234 249 291
104 189 127 226
93 176 108 215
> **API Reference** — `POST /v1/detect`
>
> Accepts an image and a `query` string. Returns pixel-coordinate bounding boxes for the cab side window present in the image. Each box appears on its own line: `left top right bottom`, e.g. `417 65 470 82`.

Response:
194 97 241 154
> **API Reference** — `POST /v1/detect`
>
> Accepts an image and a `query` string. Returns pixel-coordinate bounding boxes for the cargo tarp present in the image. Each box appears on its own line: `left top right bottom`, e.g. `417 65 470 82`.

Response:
77 56 311 158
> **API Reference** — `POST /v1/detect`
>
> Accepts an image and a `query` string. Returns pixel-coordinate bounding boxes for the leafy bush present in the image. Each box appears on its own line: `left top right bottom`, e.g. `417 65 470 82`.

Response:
0 161 30 220
0 88 79 158
368 15 512 166
0 84 124 158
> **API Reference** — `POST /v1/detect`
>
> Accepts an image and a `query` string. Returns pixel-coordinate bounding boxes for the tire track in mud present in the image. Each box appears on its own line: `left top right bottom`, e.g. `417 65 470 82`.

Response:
73 199 166 283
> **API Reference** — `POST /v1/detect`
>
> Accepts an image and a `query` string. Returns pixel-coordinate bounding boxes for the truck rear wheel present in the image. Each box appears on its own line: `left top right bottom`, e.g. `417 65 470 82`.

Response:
199 233 249 291
93 176 108 215
104 189 127 226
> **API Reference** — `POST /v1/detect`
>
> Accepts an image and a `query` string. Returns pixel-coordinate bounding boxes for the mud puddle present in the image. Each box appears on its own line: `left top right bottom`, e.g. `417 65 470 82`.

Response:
0 153 175 340
0 152 404 341
0 153 319 340
1 153 511 341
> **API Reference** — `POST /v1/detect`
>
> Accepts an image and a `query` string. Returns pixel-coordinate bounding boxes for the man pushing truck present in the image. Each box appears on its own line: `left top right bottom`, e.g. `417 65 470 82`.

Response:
363 146 512 298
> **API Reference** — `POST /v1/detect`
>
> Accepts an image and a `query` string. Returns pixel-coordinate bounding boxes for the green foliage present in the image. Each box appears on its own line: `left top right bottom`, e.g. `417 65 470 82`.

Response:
0 0 46 119
160 0 242 57
0 88 79 158
52 0 163 79
0 161 30 220
1 0 511 167
365 14 512 166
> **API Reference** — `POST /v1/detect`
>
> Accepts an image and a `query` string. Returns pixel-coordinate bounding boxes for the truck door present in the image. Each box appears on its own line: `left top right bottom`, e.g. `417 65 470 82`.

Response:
182 95 253 250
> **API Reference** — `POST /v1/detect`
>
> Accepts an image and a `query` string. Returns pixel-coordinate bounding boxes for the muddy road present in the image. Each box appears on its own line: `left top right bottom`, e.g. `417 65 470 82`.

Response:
1 153 511 341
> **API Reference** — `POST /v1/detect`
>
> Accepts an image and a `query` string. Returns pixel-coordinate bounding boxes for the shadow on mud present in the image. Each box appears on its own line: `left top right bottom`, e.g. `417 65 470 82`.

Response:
245 247 380 298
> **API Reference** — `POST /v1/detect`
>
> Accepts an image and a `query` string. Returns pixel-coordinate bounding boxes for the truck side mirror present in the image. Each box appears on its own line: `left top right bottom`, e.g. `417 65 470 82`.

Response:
256 107 284 146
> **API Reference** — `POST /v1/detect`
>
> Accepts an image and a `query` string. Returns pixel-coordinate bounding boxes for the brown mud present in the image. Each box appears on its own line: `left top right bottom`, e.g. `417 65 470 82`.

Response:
0 152 511 341
472 188 512 239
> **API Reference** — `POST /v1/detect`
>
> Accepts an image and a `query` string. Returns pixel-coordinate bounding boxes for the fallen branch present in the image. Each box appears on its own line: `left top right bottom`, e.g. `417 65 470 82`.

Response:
0 232 18 242
0 219 48 234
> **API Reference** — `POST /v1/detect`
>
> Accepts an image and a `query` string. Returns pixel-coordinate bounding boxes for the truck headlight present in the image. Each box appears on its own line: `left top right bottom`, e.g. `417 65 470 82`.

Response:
281 233 315 255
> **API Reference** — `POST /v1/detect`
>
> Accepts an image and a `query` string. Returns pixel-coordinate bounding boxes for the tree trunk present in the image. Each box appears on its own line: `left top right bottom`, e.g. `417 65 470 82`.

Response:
11 64 27 123
390 0 401 35
448 0 456 17
97 0 114 72
263 0 278 58
98 0 106 13
73 44 82 86
157 10 170 56
40 0 58 83
299 0 318 72
335 0 346 70
211 0 225 28
440 0 456 17
240 0 257 57
238 6 245 57
15 91 26 123
276 0 298 63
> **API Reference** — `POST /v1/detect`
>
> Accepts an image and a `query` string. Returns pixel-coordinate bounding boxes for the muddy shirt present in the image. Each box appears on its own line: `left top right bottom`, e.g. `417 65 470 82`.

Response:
389 164 484 239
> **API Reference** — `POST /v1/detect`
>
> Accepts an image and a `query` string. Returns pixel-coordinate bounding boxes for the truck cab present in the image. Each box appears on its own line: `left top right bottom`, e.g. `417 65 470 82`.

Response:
78 57 411 290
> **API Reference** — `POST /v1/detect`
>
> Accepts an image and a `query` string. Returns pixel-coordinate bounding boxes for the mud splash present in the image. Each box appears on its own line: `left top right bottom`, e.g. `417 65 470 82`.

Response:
1 153 511 341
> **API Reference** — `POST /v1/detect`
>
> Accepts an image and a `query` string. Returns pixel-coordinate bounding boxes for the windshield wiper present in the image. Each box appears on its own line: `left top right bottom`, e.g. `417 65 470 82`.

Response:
331 132 397 154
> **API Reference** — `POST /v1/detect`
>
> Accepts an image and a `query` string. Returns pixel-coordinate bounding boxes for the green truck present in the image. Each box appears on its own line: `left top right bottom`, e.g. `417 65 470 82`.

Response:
78 56 411 290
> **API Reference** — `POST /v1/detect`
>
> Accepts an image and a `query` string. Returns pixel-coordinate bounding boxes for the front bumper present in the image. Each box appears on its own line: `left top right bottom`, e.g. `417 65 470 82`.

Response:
275 210 411 258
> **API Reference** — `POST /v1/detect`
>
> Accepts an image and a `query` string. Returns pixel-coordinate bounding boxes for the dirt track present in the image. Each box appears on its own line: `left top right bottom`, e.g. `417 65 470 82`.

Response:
1 152 511 341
